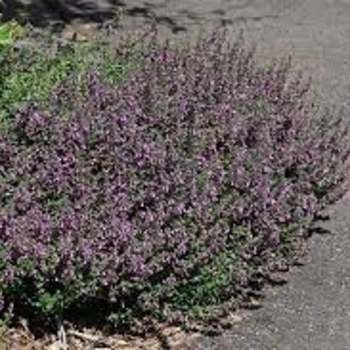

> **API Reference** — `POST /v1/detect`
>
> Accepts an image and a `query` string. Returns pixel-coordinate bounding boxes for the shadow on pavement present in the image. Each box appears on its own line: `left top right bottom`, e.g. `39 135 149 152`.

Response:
0 0 189 34
0 0 125 27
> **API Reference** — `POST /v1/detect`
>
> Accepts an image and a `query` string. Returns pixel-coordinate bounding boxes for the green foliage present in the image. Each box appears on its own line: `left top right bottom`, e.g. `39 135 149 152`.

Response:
0 28 139 128
161 227 250 318
0 21 23 46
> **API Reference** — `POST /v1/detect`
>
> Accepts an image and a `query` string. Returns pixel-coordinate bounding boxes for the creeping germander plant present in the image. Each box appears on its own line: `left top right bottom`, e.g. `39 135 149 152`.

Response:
0 28 349 333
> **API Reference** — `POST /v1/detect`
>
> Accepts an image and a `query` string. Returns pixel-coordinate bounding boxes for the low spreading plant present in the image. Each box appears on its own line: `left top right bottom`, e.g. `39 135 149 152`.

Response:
0 25 143 131
0 28 349 332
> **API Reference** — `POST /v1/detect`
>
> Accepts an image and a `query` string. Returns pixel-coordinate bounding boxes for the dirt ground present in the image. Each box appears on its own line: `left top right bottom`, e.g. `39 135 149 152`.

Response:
3 1 350 349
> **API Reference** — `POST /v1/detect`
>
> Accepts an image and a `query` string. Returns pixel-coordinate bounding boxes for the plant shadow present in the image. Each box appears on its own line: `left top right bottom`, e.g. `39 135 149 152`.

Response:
0 0 187 34
1 0 125 27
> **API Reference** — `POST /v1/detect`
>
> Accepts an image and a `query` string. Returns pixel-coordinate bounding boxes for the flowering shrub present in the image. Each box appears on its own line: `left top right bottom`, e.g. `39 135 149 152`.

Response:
0 29 349 330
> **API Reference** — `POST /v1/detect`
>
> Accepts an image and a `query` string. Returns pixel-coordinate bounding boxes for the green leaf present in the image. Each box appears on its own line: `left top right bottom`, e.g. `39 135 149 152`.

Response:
0 22 23 46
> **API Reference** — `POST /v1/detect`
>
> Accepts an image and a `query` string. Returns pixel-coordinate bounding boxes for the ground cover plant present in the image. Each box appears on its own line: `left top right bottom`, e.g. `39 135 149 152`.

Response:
0 24 143 132
0 26 350 341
